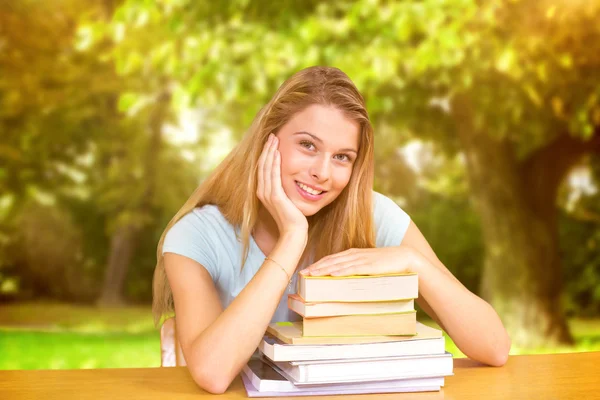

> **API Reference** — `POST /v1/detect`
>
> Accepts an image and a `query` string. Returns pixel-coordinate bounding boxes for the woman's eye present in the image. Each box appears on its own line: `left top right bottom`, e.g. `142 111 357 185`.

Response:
299 140 315 150
334 154 351 162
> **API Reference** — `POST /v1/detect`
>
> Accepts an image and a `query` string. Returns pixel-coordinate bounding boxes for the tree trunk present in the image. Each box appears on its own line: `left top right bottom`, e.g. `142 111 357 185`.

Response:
452 95 577 347
97 89 171 306
97 225 138 306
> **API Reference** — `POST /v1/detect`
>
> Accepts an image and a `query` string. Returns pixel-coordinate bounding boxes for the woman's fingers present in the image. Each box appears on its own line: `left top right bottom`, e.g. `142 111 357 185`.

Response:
256 135 271 200
330 265 368 276
302 249 356 274
255 133 309 235
305 255 360 276
263 134 276 197
310 262 352 276
308 264 346 276
272 148 282 197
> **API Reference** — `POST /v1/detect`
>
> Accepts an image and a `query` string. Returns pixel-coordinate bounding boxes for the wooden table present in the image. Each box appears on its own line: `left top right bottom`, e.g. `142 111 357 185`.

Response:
1 352 598 399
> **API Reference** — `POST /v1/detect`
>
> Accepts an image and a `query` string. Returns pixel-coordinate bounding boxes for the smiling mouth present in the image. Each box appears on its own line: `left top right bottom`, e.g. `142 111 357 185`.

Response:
295 181 326 196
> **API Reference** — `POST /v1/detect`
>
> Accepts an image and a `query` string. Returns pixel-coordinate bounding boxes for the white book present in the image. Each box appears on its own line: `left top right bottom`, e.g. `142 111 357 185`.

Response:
259 335 445 362
272 352 454 384
242 357 444 394
288 294 415 317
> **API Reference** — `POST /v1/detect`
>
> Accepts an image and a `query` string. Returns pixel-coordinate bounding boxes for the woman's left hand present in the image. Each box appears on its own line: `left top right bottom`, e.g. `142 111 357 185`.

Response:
299 246 425 277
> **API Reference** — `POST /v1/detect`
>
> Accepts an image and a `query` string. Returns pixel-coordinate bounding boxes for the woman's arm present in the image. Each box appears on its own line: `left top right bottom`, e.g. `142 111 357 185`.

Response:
300 220 511 367
165 231 306 394
401 221 511 367
167 134 309 393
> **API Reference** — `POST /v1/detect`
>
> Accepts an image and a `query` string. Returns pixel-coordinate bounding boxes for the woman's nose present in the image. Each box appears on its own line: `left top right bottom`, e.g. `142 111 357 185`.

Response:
310 156 331 182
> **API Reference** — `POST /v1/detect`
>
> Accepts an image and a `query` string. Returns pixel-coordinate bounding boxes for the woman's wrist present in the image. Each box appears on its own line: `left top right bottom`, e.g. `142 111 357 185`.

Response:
403 245 431 275
269 231 307 275
279 229 308 248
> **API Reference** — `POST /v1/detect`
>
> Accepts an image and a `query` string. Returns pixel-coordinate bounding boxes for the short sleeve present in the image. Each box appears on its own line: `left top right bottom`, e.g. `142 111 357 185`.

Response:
162 210 221 282
373 191 412 247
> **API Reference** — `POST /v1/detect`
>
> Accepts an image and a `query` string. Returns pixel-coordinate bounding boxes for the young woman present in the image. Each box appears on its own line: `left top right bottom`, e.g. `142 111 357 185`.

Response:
153 66 510 394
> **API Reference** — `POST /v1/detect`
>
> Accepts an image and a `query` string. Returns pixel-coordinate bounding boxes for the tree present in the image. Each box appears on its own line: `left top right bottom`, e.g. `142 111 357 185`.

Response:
0 1 198 303
104 0 600 346
61 0 181 305
0 0 115 219
0 0 127 299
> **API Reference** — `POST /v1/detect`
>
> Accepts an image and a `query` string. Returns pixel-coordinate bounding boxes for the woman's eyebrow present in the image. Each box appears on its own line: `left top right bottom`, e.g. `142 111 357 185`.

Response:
293 131 358 154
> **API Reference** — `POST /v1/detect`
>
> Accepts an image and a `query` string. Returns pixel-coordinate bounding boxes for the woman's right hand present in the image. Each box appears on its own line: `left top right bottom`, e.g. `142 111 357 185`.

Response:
256 134 308 236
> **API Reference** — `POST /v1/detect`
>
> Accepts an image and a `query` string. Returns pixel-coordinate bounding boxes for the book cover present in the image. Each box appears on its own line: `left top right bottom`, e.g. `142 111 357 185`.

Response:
288 294 415 318
258 334 445 362
241 358 443 397
267 320 441 345
298 272 418 302
272 352 454 384
241 371 441 397
302 310 417 337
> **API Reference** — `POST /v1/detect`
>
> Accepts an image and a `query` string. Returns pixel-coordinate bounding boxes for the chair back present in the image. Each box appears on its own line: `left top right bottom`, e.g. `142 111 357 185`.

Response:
160 317 187 367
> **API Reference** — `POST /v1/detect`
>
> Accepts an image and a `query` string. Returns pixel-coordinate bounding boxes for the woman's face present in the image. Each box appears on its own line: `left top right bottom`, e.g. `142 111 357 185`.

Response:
276 104 360 216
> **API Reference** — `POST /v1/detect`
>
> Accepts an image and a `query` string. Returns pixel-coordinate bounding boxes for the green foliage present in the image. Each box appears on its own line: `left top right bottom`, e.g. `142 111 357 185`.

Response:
410 194 484 293
2 0 600 315
558 160 600 316
0 1 120 208
7 202 95 301
0 1 201 302
105 0 600 154
395 145 484 293
560 219 600 317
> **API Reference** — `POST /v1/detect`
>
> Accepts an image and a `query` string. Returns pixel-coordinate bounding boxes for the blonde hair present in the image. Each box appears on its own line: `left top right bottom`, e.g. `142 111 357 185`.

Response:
152 66 376 326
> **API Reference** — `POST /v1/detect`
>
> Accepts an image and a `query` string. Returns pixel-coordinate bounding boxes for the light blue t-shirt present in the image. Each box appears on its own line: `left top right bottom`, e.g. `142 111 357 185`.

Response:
162 191 411 323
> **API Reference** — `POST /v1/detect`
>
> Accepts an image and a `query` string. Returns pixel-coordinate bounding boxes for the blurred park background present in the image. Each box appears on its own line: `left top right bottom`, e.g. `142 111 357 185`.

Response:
1 0 600 370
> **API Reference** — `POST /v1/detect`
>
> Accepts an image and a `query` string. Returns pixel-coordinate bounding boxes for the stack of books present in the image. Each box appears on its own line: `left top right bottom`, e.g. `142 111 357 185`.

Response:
242 273 454 397
291 272 419 336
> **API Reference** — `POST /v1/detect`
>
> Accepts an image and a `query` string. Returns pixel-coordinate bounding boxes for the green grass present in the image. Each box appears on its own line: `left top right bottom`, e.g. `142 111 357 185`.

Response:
0 302 160 370
0 330 159 370
0 302 155 333
1 302 599 370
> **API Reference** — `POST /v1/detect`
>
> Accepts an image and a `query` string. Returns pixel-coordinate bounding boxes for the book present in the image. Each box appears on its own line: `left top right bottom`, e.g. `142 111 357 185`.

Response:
242 357 444 393
288 293 415 317
302 311 417 336
243 358 292 392
258 334 445 362
241 367 442 397
272 352 454 385
298 272 418 302
267 320 442 345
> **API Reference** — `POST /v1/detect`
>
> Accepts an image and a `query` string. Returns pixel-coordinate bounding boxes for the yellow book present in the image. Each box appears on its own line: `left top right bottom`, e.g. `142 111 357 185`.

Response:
267 321 441 345
298 272 418 303
302 311 417 337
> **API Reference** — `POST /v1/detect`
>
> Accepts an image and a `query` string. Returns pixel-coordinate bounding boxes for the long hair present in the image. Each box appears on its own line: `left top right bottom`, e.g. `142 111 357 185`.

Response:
152 66 376 326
